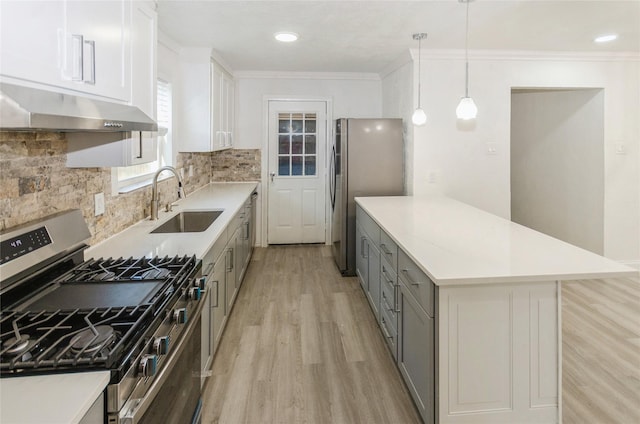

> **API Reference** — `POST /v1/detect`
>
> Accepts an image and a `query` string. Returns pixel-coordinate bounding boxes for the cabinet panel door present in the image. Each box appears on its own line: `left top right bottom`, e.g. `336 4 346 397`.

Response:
367 242 381 320
211 65 224 150
65 0 130 101
399 283 434 424
211 259 226 353
355 224 368 291
0 1 65 87
131 2 156 117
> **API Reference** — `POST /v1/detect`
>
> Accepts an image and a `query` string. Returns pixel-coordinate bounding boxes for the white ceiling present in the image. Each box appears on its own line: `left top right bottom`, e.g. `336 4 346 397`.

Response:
157 0 640 74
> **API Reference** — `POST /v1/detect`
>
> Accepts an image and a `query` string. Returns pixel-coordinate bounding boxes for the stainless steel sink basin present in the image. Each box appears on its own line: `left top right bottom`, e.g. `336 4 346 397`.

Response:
150 210 224 233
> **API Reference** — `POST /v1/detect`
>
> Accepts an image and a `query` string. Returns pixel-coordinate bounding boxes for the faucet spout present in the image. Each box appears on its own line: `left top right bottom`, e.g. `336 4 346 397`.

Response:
150 166 185 220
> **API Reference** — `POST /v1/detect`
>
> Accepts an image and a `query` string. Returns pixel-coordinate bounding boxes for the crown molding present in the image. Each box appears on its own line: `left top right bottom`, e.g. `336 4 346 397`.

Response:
234 70 381 81
408 48 640 62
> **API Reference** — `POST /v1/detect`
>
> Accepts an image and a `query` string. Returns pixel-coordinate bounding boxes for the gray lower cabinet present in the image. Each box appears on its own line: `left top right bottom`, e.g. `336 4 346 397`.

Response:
356 205 435 424
398 279 434 424
210 256 226 352
200 191 256 386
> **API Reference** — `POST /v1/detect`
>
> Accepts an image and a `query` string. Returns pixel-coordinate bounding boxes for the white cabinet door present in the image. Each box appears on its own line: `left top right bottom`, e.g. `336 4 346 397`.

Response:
0 1 65 87
211 64 224 150
1 0 131 101
130 2 156 117
65 0 130 101
222 71 234 148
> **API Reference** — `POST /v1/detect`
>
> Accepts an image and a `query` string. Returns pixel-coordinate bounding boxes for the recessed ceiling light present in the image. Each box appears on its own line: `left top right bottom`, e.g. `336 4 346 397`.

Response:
274 32 298 42
594 34 618 43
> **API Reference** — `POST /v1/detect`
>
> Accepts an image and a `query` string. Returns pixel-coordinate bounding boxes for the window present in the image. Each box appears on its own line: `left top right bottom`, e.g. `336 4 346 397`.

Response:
115 79 173 192
277 112 317 176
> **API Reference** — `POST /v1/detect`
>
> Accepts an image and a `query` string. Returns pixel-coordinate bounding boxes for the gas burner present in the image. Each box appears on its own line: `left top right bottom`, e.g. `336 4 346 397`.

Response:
94 271 115 281
69 325 115 354
2 335 35 356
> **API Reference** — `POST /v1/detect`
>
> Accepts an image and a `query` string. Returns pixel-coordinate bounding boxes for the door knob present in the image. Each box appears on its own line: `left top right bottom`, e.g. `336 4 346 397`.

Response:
270 172 276 182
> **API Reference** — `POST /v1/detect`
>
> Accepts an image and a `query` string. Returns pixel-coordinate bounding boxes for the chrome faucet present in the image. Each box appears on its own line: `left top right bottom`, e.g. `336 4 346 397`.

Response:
150 166 185 220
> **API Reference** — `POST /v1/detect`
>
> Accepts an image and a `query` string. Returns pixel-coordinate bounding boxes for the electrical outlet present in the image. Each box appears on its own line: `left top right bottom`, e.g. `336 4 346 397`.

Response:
486 142 498 155
179 167 185 179
94 192 105 216
189 164 194 177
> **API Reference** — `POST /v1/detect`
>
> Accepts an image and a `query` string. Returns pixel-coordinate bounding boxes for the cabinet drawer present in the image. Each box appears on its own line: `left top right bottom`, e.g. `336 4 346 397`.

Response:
380 257 397 291
380 282 398 329
379 231 398 271
380 305 398 360
209 228 228 264
356 205 380 245
398 249 435 318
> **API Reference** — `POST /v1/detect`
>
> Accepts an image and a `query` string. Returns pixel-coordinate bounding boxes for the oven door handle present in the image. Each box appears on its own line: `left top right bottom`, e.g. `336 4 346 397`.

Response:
119 298 205 424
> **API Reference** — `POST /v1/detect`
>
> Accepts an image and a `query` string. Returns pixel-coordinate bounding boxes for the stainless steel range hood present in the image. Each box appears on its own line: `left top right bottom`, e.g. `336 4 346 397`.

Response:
0 83 157 132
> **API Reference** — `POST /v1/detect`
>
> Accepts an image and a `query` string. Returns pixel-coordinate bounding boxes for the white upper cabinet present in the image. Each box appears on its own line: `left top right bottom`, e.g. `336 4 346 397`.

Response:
130 1 157 118
0 0 131 102
179 48 234 152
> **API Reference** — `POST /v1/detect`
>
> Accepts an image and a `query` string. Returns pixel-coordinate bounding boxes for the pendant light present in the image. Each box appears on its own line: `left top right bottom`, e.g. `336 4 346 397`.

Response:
412 33 428 126
456 0 478 120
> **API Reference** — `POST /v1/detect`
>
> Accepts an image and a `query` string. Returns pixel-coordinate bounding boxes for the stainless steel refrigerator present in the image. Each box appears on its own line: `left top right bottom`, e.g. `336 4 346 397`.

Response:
330 118 404 276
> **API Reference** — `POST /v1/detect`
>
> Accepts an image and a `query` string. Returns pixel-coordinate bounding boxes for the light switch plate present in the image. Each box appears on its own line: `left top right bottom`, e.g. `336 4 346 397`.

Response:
94 192 105 216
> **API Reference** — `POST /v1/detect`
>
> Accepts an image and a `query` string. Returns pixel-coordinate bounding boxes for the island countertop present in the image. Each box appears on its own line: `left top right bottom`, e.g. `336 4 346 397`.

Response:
355 195 636 285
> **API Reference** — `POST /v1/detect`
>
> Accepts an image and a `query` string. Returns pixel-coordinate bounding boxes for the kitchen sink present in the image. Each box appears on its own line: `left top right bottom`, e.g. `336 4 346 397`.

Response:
150 210 224 233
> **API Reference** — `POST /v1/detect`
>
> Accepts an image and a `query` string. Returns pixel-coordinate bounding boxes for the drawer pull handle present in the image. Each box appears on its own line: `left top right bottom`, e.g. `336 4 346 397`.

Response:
381 317 393 339
380 243 392 256
402 268 425 286
381 266 394 286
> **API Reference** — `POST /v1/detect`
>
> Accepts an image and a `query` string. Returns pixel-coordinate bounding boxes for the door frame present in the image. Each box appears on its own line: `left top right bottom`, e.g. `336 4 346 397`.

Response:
261 95 333 247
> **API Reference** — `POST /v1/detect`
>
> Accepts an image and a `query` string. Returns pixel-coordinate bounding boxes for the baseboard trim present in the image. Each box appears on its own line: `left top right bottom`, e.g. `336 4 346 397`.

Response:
619 260 640 272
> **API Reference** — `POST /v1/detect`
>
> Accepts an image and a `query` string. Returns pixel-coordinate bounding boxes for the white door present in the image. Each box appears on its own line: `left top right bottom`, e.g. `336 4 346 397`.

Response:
267 101 327 244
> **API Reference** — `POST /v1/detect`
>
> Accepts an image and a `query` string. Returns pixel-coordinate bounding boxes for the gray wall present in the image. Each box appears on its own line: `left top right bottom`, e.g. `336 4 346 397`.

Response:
511 88 604 254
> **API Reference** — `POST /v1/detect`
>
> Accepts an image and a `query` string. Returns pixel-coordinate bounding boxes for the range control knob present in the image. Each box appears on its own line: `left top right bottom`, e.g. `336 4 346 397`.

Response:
138 354 158 377
187 287 202 301
173 308 188 324
153 336 170 355
195 277 206 290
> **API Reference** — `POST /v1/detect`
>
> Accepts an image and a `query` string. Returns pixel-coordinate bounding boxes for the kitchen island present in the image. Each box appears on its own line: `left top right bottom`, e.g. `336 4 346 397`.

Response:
355 195 636 424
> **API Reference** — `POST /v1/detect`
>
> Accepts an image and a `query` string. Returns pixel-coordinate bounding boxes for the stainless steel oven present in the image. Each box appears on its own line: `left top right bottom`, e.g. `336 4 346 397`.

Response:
0 210 205 424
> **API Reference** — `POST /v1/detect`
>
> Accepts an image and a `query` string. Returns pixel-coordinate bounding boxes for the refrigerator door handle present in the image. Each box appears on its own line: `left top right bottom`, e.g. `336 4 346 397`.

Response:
329 145 336 210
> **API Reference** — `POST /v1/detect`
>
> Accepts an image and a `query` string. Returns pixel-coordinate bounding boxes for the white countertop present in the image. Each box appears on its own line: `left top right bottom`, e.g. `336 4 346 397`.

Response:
356 195 636 285
0 182 257 424
0 371 110 424
87 182 257 260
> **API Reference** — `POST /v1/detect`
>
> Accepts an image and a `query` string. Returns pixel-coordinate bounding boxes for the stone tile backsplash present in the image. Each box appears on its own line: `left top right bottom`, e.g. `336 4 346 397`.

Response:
211 149 261 182
0 132 215 245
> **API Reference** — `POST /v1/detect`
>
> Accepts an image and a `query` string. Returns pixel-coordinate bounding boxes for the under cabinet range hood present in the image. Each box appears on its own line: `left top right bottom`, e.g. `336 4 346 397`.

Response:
0 83 157 132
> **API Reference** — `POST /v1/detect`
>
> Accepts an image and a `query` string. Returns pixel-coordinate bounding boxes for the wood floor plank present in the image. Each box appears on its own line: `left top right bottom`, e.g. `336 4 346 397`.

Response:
562 274 640 424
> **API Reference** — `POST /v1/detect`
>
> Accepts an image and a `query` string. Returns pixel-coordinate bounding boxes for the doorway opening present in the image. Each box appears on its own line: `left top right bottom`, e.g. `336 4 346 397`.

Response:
510 88 604 254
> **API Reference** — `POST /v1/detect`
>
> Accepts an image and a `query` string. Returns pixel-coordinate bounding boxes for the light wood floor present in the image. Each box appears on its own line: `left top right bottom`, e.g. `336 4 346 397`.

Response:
562 275 640 424
202 245 640 423
201 245 421 424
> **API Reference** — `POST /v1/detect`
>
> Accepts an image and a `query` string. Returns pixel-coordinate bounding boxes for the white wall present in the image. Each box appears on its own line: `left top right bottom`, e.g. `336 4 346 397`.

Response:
386 51 639 262
233 73 383 149
511 89 605 255
382 58 414 194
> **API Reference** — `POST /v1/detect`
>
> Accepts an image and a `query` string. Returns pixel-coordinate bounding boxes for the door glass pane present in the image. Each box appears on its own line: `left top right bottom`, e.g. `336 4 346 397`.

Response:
304 156 316 176
305 117 316 133
291 155 302 175
279 117 290 133
278 135 290 154
304 135 316 154
278 156 290 175
291 135 303 154
291 119 303 133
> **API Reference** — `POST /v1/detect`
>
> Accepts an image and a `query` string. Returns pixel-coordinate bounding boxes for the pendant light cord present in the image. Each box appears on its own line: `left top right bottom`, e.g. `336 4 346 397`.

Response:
464 0 470 98
417 35 422 108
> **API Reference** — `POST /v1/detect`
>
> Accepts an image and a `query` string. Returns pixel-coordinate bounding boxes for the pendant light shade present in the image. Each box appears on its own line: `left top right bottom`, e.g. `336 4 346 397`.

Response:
456 0 477 120
455 97 478 120
412 33 428 126
412 108 427 126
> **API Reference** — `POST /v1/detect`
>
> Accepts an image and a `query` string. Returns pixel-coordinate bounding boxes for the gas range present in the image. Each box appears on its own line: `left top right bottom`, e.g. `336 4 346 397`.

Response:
0 210 205 424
